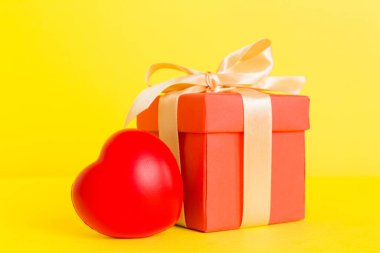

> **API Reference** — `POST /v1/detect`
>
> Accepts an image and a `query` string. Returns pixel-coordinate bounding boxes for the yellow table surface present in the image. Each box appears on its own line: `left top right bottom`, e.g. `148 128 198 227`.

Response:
1 176 379 252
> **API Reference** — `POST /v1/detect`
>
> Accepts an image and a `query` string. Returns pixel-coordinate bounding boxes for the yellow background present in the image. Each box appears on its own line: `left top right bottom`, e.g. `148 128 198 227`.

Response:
1 0 380 252
1 0 380 177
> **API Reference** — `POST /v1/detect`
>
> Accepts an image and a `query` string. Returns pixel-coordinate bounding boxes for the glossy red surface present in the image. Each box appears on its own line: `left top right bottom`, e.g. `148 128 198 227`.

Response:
72 129 183 238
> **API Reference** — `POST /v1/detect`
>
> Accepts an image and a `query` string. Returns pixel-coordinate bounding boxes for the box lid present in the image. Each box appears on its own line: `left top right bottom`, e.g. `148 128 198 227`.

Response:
137 93 309 133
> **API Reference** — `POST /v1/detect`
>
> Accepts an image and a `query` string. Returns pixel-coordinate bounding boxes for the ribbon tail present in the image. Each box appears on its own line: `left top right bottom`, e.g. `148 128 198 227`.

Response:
124 76 203 126
235 89 272 227
125 86 166 126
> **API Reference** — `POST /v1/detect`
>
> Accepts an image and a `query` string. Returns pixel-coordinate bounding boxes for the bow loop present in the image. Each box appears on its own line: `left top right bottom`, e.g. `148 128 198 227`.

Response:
146 63 202 86
217 39 273 74
125 39 305 127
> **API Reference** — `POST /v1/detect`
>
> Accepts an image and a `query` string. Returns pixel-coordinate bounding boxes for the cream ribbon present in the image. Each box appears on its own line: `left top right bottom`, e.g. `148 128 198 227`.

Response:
125 39 305 227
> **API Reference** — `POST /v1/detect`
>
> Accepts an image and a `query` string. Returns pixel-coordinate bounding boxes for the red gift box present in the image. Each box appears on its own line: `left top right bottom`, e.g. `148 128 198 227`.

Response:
137 92 310 232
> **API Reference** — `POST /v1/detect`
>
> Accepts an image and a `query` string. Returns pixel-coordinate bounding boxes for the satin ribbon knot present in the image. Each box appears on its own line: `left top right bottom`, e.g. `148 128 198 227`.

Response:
204 71 219 92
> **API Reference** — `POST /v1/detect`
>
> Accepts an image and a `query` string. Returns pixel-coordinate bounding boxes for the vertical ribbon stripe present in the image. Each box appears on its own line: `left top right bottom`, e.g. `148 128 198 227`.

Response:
158 92 186 227
237 89 272 227
158 86 206 227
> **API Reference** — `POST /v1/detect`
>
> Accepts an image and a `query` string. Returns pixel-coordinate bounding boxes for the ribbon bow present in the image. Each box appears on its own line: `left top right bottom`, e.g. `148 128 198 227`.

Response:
125 39 305 227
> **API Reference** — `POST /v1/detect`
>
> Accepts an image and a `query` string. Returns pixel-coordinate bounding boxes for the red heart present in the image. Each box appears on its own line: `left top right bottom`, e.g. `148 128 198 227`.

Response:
72 129 183 238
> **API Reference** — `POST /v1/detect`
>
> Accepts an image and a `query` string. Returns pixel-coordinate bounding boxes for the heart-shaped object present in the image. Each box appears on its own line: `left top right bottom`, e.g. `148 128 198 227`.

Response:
72 129 183 238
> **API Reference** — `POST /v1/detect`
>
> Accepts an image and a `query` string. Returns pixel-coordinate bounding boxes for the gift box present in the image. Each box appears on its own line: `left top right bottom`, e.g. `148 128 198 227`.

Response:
137 92 309 232
125 39 309 232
